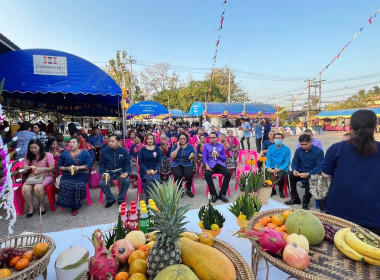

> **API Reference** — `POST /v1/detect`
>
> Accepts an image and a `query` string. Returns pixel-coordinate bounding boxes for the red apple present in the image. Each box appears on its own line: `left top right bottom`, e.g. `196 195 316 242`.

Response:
283 242 310 271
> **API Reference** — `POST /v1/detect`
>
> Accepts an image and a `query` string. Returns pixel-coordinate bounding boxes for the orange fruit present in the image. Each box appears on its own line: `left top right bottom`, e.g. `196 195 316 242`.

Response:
22 250 34 261
33 243 49 258
0 268 11 278
283 233 289 241
129 259 147 276
275 227 284 233
281 225 287 232
254 223 264 229
129 273 147 280
128 250 146 265
258 216 270 226
198 232 214 246
8 256 21 267
138 245 150 257
115 271 129 280
270 214 285 226
15 258 30 271
267 223 278 229
281 210 292 221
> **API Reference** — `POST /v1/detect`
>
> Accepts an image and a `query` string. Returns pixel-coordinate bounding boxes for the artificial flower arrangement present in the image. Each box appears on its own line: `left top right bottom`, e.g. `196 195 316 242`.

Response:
198 199 226 235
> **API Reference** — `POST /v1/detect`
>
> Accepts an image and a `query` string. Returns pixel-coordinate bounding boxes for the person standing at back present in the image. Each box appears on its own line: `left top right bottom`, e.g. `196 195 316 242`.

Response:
263 119 272 142
253 120 263 153
321 110 380 235
203 118 211 134
240 119 251 150
14 122 37 160
88 127 104 161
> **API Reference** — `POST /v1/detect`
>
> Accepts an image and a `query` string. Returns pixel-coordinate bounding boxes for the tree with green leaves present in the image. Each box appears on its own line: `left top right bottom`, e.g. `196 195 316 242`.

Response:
325 86 380 110
206 66 248 102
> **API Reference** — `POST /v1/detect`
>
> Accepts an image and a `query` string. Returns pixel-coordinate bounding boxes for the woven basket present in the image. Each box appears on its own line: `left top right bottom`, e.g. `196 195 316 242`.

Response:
83 232 255 280
256 187 272 205
248 208 380 280
0 234 56 280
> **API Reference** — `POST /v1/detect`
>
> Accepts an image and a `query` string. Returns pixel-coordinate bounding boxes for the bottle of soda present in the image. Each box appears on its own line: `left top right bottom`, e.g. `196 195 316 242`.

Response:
120 209 127 227
148 203 157 231
128 208 139 231
138 207 149 233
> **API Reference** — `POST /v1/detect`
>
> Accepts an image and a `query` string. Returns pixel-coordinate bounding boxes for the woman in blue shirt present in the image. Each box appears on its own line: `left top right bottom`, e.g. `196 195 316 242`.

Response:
171 132 196 198
56 136 93 216
138 133 162 201
321 110 380 235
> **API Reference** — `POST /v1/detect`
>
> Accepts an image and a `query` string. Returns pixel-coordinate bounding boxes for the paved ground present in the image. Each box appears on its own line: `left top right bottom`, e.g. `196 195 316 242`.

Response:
1 131 379 237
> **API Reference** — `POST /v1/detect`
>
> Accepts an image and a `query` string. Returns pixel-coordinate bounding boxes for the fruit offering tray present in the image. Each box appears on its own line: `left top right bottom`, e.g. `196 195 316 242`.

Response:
83 232 255 280
248 209 380 280
0 234 56 280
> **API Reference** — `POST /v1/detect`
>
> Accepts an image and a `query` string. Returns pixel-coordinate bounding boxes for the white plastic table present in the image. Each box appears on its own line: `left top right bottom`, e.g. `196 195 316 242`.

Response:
39 198 290 280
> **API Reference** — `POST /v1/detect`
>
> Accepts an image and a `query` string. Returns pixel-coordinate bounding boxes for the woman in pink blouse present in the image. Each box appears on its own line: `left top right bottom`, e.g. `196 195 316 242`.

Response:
22 140 55 218
125 130 136 151
226 129 240 160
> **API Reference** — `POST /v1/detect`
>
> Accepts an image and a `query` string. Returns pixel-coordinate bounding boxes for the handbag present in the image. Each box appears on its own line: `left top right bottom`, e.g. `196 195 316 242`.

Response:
309 174 332 199
25 174 45 185
55 175 62 189
90 169 101 189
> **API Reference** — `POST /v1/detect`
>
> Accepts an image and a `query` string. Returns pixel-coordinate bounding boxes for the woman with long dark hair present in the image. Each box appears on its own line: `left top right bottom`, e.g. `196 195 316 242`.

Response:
45 138 63 161
321 109 380 235
22 140 55 218
55 136 93 216
138 133 162 201
171 132 196 198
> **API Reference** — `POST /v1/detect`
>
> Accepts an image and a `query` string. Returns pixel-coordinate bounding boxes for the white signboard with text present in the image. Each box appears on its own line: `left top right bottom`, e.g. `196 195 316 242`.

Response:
33 55 67 76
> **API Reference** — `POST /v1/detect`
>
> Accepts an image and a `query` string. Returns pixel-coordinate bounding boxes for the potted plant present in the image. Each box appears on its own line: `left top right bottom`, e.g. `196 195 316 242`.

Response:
198 199 226 237
256 169 275 205
229 189 262 228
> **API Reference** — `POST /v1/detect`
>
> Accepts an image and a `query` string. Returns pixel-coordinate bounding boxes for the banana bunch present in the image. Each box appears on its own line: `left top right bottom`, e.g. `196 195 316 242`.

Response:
104 173 110 185
211 147 219 159
31 166 38 175
188 152 195 160
334 227 380 266
70 165 75 175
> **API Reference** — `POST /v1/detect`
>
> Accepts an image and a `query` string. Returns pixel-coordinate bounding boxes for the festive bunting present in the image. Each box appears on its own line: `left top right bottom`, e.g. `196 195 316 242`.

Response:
318 8 379 76
205 0 228 115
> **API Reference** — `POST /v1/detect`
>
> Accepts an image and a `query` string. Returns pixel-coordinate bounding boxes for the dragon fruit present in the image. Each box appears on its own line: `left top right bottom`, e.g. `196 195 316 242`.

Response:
87 229 119 280
236 227 287 255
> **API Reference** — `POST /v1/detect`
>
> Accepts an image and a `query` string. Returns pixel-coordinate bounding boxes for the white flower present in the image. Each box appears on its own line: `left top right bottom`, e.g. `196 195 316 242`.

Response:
153 152 157 158
4 127 10 132
12 136 18 141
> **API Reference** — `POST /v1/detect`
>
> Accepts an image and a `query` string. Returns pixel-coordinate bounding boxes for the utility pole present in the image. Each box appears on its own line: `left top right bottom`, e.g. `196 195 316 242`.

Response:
129 48 134 105
228 60 231 102
318 74 322 110
291 94 294 121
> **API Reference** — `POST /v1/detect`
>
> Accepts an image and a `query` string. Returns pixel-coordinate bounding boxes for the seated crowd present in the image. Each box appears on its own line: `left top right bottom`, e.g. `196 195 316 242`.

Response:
9 112 380 236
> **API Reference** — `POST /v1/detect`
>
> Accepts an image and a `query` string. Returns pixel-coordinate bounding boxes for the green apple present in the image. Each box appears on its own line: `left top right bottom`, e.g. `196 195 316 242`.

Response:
286 233 309 253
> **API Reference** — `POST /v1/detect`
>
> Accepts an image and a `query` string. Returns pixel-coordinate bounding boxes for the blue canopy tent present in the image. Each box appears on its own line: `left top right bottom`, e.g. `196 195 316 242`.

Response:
0 49 122 116
127 101 169 118
317 107 380 119
188 102 277 118
169 109 188 118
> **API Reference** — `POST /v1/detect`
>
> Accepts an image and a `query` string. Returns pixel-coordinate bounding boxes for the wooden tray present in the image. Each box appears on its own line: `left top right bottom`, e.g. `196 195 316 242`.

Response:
248 209 380 280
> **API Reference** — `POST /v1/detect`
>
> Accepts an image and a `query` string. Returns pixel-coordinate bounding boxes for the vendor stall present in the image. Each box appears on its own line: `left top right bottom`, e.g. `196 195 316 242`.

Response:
317 107 380 132
127 101 169 119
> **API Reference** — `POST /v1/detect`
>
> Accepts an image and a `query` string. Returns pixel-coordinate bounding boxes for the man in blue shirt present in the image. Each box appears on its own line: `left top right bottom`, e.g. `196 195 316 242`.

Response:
263 119 272 142
189 125 197 138
253 120 263 153
285 134 324 210
203 132 231 203
89 127 104 161
266 133 291 198
99 134 130 208
240 119 251 150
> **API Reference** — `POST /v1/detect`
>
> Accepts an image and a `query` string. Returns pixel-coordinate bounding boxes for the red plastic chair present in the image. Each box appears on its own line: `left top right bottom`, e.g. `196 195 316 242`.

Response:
205 173 231 196
11 161 24 216
98 180 128 205
235 150 258 191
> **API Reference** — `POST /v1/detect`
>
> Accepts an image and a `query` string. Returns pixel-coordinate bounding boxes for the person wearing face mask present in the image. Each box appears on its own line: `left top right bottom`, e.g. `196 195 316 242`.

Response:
285 134 324 210
266 133 291 198
203 132 231 203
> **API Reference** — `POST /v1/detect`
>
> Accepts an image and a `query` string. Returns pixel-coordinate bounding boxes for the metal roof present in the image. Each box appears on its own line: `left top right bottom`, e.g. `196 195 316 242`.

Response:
0 33 20 54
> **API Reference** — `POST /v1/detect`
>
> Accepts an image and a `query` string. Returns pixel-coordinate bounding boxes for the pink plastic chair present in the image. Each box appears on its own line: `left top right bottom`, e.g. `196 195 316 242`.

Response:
11 161 24 216
206 173 231 196
98 180 128 205
235 150 258 191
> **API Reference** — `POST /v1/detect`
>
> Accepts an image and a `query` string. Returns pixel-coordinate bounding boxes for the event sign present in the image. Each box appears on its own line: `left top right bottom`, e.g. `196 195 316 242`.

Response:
33 55 67 76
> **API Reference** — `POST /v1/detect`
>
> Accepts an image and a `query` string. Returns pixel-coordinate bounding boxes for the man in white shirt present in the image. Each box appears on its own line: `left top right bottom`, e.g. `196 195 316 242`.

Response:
203 118 211 134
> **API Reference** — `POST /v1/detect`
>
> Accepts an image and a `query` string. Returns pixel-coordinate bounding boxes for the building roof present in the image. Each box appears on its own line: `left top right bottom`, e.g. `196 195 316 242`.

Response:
0 33 20 54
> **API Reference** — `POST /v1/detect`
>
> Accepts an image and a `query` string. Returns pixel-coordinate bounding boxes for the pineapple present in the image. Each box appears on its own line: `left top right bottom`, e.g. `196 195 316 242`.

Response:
146 178 190 279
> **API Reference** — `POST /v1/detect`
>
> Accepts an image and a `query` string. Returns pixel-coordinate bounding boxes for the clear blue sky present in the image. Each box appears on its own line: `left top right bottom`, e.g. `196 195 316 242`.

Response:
1 0 379 109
